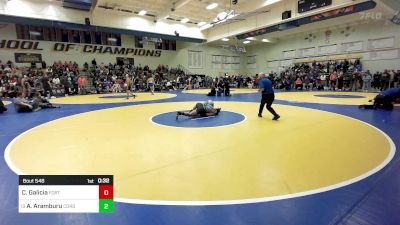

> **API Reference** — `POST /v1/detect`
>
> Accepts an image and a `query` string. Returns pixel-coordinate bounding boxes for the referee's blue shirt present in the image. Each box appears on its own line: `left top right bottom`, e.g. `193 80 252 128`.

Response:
381 88 400 98
259 77 274 94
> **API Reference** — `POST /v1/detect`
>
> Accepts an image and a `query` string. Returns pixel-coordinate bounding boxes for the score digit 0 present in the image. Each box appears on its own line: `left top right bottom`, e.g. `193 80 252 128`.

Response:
99 185 113 199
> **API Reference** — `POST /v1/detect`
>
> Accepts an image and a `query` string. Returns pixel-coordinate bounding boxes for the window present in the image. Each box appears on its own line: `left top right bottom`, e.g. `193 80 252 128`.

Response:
170 40 176 50
29 26 44 40
61 29 69 42
135 36 143 48
105 33 121 46
93 32 101 45
101 32 108 45
188 50 204 69
43 27 56 41
71 30 81 43
155 39 176 51
15 24 122 46
163 40 170 50
83 31 92 44
55 28 63 42
16 24 30 40
155 42 162 50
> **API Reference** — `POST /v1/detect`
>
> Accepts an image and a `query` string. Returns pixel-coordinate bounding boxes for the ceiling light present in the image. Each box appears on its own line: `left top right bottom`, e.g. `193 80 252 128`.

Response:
198 21 206 26
181 18 189 23
200 24 212 30
243 40 251 44
226 13 236 19
138 10 147 16
262 38 270 42
246 37 255 40
206 3 218 10
264 0 280 6
221 38 229 41
217 11 228 20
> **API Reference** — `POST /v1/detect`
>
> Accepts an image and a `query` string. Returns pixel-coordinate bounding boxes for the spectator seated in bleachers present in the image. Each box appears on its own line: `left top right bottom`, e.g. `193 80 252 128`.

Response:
3 57 397 105
295 78 303 90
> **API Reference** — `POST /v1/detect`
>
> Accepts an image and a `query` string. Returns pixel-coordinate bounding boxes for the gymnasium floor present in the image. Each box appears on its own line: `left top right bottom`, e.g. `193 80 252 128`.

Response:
0 90 399 225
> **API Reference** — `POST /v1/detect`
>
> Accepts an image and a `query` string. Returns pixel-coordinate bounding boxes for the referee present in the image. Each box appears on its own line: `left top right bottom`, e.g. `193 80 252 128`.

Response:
359 87 400 110
258 73 280 120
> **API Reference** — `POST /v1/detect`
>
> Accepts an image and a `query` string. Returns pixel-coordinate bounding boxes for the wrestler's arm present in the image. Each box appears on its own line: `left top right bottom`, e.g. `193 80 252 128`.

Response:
206 108 221 116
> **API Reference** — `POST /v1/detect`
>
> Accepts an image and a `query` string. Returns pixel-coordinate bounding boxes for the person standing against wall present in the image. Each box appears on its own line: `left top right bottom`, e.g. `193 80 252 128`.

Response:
389 70 395 88
362 71 372 92
78 75 86 95
41 73 52 99
258 73 280 120
329 71 337 91
320 73 327 90
337 71 344 91
147 75 155 95
381 70 390 90
394 70 400 88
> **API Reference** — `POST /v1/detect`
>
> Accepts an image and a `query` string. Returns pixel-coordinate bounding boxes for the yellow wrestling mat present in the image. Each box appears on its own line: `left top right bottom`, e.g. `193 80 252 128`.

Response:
183 88 258 94
3 100 12 106
7 102 392 203
275 91 378 105
49 93 176 104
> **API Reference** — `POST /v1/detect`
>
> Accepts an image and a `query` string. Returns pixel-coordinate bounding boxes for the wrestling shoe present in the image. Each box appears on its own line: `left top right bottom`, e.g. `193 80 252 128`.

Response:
258 113 262 117
272 115 280 120
216 108 221 115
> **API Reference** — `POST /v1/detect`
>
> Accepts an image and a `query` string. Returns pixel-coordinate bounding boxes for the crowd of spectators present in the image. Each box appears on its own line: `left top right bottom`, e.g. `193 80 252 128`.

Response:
0 59 230 111
266 59 400 92
1 58 399 113
0 59 213 99
88 62 213 94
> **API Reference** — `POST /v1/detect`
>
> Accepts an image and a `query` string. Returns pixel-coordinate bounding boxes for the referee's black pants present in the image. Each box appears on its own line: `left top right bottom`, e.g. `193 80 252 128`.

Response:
259 93 278 116
361 94 394 110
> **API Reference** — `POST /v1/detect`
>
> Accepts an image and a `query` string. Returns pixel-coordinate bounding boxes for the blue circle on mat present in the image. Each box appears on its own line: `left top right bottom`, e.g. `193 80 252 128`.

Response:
99 95 130 99
152 111 246 128
314 94 366 99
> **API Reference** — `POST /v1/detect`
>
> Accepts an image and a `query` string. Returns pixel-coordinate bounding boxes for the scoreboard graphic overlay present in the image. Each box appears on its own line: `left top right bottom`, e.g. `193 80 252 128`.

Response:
19 175 113 213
